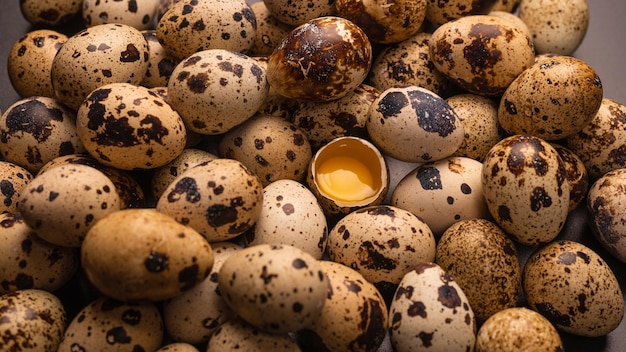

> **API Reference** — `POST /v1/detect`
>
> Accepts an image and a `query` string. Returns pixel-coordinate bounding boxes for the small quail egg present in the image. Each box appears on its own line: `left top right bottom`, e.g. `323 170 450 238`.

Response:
263 0 337 26
218 244 328 333
82 0 161 30
157 343 200 352
249 1 295 56
141 30 181 88
426 0 498 25
150 148 217 200
19 0 82 26
523 240 624 337
0 161 33 214
81 208 215 302
206 317 301 351
551 143 589 211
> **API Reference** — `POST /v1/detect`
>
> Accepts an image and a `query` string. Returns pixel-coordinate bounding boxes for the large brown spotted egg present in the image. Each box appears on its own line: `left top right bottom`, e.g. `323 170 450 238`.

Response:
7 29 67 99
81 208 215 302
19 0 82 26
0 96 85 174
218 244 328 333
523 240 624 337
498 55 603 141
218 114 312 186
295 260 389 352
263 0 337 26
58 297 163 351
18 163 121 248
0 161 33 214
76 82 187 170
0 289 66 351
425 0 498 25
436 218 521 323
156 0 257 59
206 318 301 351
156 158 264 242
82 0 161 29
429 14 535 96
389 263 476 351
50 23 149 110
0 212 79 294
267 16 372 102
141 30 181 88
366 86 465 163
167 49 269 135
481 134 570 245
150 148 217 200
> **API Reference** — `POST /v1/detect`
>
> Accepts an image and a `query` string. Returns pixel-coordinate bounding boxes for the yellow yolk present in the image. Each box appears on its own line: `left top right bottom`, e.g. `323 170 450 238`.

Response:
316 156 377 202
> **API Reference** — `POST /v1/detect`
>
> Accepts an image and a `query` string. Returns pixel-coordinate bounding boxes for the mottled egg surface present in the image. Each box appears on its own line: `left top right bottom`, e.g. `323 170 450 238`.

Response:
19 0 82 26
263 0 337 26
206 318 301 351
0 161 33 214
82 0 161 29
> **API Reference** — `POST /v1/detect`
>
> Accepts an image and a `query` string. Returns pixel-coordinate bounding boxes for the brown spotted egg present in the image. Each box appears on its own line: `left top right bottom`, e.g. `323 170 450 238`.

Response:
82 0 160 29
249 1 295 56
58 296 163 351
0 289 66 351
81 208 214 302
245 179 327 259
392 156 489 237
218 114 312 186
19 0 82 26
150 148 217 200
0 96 85 174
156 158 264 242
551 143 589 211
368 32 449 96
141 30 181 88
76 82 187 170
389 263 476 351
267 16 372 102
429 14 535 96
367 86 464 163
218 244 328 333
436 218 521 323
50 23 150 110
167 49 269 135
566 98 626 181
426 0 498 25
157 343 200 352
0 212 79 294
295 260 389 351
0 161 33 214
18 163 121 248
587 168 626 263
523 240 624 337
206 317 301 351
481 135 570 245
498 55 603 141
7 29 67 99
263 0 337 26
156 0 257 59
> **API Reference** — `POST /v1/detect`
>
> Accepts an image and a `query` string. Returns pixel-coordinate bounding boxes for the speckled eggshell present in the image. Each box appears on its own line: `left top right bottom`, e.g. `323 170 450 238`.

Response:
76 82 187 170
587 169 626 263
19 0 82 26
367 86 464 163
83 0 160 29
498 55 603 141
163 241 241 345
475 307 563 352
336 0 426 44
389 262 476 351
0 161 33 214
50 23 149 110
217 244 328 333
150 148 217 200
206 318 301 351
368 32 449 96
295 260 389 351
0 96 86 174
447 93 505 162
425 0 498 25
218 115 312 186
481 135 570 245
566 98 626 181
249 1 295 56
327 205 436 294
7 29 67 99
156 0 257 59
0 289 66 351
156 158 264 242
519 0 588 55
551 143 589 211
156 343 200 352
0 212 79 295
267 16 372 102
245 179 327 259
436 218 521 323
141 30 181 88
18 164 121 248
58 296 163 351
291 83 379 150
491 0 521 12
81 208 214 302
263 0 337 26
167 49 269 135
392 156 489 236
488 10 531 39
429 15 534 96
523 240 624 337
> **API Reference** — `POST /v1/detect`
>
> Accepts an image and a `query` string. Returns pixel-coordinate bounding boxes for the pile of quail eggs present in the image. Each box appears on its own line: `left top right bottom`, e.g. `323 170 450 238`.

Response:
2 0 626 351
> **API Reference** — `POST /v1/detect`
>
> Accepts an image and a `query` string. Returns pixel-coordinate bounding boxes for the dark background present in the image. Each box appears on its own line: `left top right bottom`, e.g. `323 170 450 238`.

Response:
1 2 626 351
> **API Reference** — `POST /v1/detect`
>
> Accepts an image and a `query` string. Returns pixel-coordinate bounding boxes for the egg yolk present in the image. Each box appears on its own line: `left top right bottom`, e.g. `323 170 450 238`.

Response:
316 156 377 202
